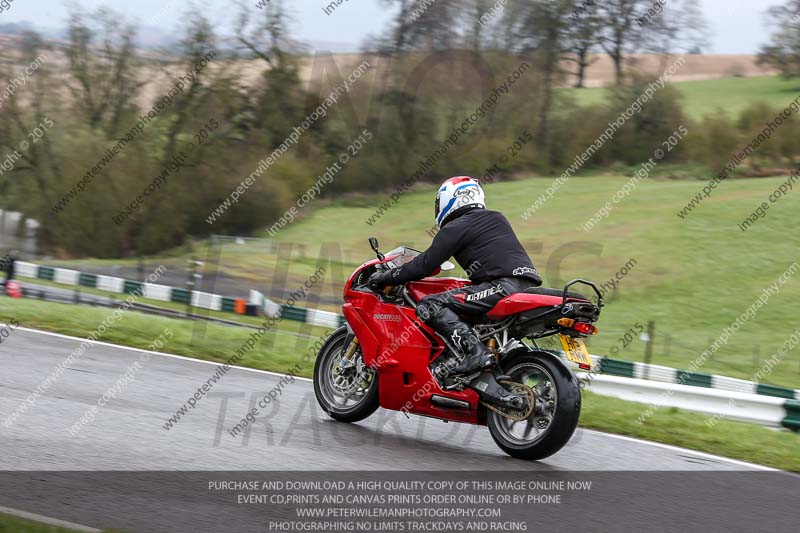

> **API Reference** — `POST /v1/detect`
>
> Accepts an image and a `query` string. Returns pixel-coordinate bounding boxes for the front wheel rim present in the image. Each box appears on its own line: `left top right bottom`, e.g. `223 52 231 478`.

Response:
318 336 375 413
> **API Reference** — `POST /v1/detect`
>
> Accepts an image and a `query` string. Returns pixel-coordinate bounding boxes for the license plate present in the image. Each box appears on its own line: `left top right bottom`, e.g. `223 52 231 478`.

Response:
559 334 593 368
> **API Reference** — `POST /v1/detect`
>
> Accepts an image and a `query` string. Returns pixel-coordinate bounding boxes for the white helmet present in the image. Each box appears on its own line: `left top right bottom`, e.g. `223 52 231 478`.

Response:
435 176 486 228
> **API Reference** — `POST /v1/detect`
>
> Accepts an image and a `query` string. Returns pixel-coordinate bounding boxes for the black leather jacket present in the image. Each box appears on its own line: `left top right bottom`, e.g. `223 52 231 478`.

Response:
390 207 542 286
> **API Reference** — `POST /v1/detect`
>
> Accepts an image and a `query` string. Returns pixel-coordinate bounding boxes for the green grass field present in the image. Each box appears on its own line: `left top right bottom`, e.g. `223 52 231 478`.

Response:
36 175 800 388
561 75 800 119
2 298 797 471
280 175 800 389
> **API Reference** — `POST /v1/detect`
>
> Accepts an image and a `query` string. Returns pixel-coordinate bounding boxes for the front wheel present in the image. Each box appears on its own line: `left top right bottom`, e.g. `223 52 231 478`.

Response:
313 326 379 423
487 351 581 460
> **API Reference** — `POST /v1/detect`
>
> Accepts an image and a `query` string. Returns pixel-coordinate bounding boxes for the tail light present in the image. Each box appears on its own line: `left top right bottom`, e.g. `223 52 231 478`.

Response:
573 322 598 335
557 318 598 335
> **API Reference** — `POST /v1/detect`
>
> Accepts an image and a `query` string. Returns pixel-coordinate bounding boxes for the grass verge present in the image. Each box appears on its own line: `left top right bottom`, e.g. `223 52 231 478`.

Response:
1 298 330 379
0 512 96 533
580 391 798 472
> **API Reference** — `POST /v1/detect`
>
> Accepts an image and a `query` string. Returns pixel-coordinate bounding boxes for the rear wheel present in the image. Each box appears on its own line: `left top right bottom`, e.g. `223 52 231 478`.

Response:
313 327 379 423
487 351 580 460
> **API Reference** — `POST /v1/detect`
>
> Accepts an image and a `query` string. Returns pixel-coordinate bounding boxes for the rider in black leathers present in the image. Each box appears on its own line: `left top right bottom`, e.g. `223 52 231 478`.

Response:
369 176 541 376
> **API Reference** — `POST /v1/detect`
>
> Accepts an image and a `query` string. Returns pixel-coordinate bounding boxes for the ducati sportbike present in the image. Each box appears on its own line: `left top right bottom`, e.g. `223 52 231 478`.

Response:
314 238 603 460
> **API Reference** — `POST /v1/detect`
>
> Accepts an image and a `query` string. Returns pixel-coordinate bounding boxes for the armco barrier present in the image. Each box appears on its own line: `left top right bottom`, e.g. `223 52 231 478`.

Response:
599 356 800 402
783 400 800 430
584 374 795 429
15 261 345 328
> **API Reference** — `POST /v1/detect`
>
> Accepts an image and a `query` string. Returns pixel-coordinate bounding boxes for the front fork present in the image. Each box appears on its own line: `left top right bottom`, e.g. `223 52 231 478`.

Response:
337 333 359 372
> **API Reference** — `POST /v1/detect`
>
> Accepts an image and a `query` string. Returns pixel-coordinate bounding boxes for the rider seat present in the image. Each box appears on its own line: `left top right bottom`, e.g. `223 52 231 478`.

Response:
485 287 591 321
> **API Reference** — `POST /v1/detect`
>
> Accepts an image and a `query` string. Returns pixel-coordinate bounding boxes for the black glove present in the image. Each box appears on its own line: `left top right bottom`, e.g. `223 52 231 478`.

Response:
367 270 394 291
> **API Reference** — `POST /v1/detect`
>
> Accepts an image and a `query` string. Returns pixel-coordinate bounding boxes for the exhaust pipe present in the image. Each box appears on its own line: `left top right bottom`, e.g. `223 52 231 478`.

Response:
430 395 470 410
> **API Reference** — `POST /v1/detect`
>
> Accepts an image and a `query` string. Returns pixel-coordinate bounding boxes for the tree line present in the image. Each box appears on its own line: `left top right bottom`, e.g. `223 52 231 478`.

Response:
0 0 798 258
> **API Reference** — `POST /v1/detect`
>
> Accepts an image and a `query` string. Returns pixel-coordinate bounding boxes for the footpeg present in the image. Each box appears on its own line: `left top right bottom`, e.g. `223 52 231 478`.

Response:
441 372 479 391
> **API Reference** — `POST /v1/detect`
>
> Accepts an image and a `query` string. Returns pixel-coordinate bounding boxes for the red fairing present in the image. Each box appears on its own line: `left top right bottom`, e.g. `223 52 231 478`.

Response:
342 259 482 425
406 277 471 301
487 293 587 320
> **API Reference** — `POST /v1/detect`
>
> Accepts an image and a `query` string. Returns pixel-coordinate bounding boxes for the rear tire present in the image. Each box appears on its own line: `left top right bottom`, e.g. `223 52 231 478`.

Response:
487 351 580 460
313 326 379 423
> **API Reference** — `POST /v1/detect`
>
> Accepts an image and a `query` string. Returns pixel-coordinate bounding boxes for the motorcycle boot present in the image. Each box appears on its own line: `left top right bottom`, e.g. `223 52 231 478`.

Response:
423 305 495 377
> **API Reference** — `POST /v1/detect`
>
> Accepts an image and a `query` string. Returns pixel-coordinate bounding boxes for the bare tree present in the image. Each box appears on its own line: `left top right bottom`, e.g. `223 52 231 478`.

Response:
638 0 708 56
0 31 60 245
376 0 462 53
597 0 650 84
758 0 800 77
500 1 574 155
598 0 707 84
565 1 605 88
64 7 142 135
234 0 297 69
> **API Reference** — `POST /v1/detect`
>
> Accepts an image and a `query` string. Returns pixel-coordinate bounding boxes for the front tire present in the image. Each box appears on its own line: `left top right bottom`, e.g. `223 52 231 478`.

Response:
487 351 581 460
313 326 379 423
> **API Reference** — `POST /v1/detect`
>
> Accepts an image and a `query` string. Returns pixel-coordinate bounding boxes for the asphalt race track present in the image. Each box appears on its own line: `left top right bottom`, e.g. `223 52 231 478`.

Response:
1 326 797 532
0 326 771 472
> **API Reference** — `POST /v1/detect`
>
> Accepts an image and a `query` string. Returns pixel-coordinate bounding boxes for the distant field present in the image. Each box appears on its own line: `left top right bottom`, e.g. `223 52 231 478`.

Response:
561 75 800 119
42 175 800 388
275 176 800 388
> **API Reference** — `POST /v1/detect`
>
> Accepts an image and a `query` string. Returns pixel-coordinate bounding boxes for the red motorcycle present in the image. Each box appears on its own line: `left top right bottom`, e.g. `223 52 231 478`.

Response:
314 238 603 460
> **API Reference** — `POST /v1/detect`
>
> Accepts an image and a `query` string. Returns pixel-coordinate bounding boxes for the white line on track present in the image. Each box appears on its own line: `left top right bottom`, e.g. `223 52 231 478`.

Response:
585 431 777 471
6 323 314 382
3 324 781 471
0 504 101 532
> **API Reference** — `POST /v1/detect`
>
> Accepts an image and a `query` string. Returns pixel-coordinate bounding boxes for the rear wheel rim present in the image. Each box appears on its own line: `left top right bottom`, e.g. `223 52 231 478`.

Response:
493 362 558 446
318 336 375 412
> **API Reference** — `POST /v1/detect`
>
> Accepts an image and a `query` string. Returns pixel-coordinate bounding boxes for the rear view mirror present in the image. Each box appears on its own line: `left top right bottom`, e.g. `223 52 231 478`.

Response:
368 237 384 260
